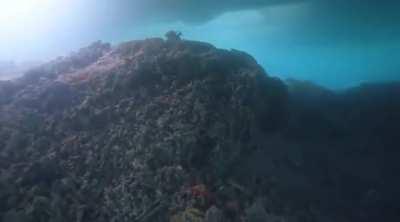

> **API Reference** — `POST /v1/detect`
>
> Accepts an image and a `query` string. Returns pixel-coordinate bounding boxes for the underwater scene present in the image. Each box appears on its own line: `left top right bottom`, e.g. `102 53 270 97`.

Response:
0 1 400 221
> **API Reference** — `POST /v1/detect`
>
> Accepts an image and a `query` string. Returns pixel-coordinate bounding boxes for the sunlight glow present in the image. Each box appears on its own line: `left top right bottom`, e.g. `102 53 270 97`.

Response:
0 0 55 30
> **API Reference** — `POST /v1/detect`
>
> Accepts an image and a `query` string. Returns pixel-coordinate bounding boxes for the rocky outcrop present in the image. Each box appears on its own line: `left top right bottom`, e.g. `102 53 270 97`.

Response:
2 35 400 222
0 36 287 221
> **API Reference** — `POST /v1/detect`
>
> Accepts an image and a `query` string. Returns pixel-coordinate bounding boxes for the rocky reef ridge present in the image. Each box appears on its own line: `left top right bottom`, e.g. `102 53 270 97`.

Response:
1 34 400 222
0 35 287 222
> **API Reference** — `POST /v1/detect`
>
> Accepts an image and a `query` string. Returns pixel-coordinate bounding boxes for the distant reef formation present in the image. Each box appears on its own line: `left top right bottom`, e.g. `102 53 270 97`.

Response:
0 61 41 81
0 34 399 222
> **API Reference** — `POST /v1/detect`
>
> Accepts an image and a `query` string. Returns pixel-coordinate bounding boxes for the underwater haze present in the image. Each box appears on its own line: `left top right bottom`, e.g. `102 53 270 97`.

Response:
0 0 399 88
2 1 400 222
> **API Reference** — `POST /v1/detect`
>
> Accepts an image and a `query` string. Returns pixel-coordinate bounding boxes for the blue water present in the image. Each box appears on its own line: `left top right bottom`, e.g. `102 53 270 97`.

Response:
0 0 399 89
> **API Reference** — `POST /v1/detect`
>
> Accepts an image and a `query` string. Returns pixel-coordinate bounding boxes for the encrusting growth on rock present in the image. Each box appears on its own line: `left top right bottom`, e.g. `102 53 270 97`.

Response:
0 32 288 221
3 31 396 222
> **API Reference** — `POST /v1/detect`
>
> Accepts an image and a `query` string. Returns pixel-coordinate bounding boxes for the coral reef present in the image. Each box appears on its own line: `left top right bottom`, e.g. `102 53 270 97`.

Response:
1 34 400 222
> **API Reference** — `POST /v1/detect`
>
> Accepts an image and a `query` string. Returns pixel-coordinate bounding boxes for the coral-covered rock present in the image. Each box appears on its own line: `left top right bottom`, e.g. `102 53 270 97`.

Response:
0 35 287 222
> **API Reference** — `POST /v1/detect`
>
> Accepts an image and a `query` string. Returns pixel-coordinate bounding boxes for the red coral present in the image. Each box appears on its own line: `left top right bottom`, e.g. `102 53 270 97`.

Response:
190 184 215 204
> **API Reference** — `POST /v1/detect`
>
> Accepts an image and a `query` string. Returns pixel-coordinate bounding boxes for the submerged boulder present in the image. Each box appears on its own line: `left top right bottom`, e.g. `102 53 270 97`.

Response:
0 34 288 221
